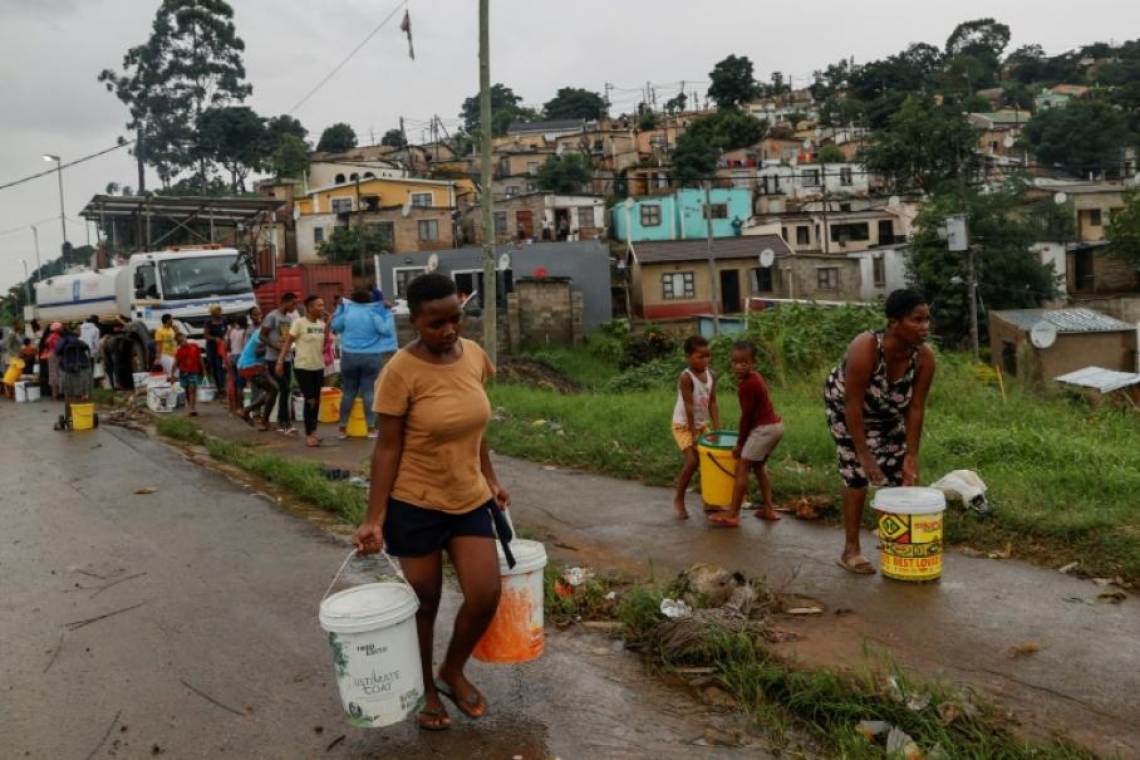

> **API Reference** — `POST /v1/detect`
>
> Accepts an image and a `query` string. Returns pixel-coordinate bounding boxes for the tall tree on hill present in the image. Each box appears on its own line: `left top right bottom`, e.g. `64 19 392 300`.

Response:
536 154 592 194
860 95 977 193
265 115 307 145
707 55 760 109
380 128 407 149
98 0 252 190
317 123 358 153
544 87 607 121
197 106 265 193
946 18 1011 66
270 134 310 180
460 83 537 137
1023 100 1132 177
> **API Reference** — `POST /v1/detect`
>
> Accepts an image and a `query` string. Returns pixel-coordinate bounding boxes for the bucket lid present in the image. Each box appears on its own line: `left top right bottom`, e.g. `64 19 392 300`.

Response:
319 582 419 634
871 487 946 514
498 538 547 574
697 430 738 450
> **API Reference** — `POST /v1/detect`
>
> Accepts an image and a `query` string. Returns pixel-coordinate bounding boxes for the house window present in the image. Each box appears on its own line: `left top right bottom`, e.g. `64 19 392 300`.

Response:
872 256 886 287
1089 208 1103 227
368 222 395 247
361 195 381 212
494 212 507 234
313 227 324 244
331 197 353 214
506 186 520 197
578 206 596 228
527 161 539 175
830 222 870 243
393 267 427 298
526 182 537 192
802 169 821 187
796 225 810 245
641 204 662 227
750 267 773 293
418 219 440 241
410 192 433 207
839 167 853 186
703 203 729 220
817 267 840 290
662 271 695 300
334 173 346 184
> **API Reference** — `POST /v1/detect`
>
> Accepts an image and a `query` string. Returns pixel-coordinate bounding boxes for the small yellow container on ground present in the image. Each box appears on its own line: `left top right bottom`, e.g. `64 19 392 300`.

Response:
696 430 738 509
71 402 96 431
872 487 946 582
346 398 369 437
319 387 342 423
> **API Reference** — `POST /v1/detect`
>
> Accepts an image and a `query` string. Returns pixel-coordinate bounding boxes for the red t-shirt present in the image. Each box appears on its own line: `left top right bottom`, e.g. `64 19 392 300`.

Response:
737 371 780 440
175 343 203 374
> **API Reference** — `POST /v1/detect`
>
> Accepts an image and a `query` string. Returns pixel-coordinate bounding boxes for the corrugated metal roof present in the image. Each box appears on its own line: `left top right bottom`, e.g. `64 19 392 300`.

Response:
995 307 1134 334
632 235 794 264
1054 366 1140 393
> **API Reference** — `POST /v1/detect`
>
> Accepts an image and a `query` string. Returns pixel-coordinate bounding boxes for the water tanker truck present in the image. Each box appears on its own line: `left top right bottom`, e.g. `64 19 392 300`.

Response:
29 246 258 373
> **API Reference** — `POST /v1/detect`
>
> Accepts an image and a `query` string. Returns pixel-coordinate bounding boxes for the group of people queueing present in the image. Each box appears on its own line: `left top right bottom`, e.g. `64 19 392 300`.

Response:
1 318 101 425
671 288 935 575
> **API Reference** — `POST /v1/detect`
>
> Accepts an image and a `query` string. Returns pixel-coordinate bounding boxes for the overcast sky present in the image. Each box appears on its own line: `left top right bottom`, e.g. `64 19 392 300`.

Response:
2 0 1138 295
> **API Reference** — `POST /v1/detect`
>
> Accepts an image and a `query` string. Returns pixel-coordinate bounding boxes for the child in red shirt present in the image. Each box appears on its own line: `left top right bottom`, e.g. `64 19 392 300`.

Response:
709 340 785 527
174 333 205 416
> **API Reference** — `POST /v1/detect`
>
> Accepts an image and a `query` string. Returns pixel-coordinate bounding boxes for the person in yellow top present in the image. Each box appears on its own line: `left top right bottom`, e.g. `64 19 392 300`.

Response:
352 273 511 732
154 314 178 379
277 296 326 447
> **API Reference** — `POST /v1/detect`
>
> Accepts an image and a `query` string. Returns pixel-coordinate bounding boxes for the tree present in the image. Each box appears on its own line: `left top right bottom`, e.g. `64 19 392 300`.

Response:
543 87 607 121
270 134 310 180
196 106 265 192
265 114 307 143
380 128 407 149
945 18 1011 66
536 154 591 194
459 83 537 137
684 109 767 151
817 144 846 163
637 108 659 131
664 92 688 114
1106 188 1140 268
707 54 759 109
860 95 978 193
98 0 252 189
672 131 720 187
1023 100 1132 176
317 123 357 153
318 225 394 263
907 180 1058 346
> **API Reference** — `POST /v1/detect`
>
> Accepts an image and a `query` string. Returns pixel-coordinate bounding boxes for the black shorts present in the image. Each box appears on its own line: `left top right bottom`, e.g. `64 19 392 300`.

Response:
383 497 496 557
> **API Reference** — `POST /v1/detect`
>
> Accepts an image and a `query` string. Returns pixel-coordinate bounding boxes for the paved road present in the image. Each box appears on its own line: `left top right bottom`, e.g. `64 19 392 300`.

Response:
0 401 763 760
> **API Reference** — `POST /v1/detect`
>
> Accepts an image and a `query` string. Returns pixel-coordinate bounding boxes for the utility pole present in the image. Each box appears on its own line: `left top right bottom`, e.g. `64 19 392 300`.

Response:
704 180 720 335
820 161 830 255
952 154 979 359
399 116 410 172
355 175 366 279
31 226 42 281
136 123 146 194
479 0 497 364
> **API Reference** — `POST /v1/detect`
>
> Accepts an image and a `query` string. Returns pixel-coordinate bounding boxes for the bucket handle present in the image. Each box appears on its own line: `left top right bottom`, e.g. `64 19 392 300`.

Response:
703 449 737 479
322 548 410 602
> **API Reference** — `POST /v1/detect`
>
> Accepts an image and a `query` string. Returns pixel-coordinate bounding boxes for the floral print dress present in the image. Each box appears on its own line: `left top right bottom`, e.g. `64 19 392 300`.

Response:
823 331 918 489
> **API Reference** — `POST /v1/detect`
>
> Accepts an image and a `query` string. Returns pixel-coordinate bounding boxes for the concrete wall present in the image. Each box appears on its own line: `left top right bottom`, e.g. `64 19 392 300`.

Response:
989 317 1138 382
611 188 751 243
506 279 585 349
849 247 910 302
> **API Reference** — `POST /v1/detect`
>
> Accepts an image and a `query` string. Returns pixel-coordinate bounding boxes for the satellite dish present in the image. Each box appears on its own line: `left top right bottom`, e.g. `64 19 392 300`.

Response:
802 139 813 150
1030 321 1057 349
1003 135 1016 148
292 206 301 222
497 252 511 272
888 195 901 208
1053 192 1068 205
426 253 439 273
759 248 775 268
623 197 635 210
401 197 413 217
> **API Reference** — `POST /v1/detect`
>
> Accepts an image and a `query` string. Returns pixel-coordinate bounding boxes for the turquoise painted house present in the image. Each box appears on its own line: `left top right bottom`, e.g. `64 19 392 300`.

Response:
610 188 751 243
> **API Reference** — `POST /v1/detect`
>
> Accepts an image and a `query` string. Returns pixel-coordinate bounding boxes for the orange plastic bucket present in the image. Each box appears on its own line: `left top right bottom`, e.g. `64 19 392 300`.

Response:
473 539 547 663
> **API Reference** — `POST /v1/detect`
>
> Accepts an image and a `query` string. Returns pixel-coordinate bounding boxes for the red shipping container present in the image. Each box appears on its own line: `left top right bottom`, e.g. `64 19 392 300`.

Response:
300 264 354 310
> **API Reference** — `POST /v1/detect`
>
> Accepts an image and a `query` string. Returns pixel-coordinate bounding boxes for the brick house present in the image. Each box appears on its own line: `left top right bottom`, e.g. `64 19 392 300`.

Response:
989 307 1138 382
462 192 606 245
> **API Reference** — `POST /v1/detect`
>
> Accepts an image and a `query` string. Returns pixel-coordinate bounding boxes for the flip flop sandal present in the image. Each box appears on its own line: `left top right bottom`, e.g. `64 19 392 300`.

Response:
836 554 876 575
706 513 741 528
435 681 487 719
416 704 451 731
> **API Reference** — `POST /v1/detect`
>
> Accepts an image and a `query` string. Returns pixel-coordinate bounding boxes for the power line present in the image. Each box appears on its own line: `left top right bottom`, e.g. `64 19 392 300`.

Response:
288 0 408 115
0 140 134 194
0 216 59 238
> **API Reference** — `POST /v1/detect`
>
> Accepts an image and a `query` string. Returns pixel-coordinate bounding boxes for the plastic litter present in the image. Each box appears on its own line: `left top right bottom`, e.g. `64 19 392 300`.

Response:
930 469 994 517
659 598 692 619
562 567 592 587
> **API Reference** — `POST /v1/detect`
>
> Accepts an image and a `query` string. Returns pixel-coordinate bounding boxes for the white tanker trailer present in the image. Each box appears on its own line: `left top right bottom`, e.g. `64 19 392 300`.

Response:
29 246 258 373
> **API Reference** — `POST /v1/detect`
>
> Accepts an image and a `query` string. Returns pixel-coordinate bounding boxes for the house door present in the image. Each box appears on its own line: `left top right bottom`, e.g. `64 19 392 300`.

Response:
515 210 534 240
1074 250 1094 292
720 270 741 313
877 219 894 245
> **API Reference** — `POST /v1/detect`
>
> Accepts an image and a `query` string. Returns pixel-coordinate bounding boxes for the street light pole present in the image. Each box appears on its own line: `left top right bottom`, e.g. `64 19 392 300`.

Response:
31 225 42 279
43 154 67 250
19 259 31 304
478 0 497 364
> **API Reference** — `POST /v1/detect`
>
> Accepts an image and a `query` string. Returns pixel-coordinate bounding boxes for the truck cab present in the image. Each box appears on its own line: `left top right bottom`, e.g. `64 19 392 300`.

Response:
125 247 258 336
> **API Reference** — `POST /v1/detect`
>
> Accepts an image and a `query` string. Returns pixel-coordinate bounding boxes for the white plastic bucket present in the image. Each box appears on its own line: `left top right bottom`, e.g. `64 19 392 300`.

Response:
198 384 216 402
25 384 40 402
146 383 182 413
473 538 547 663
14 381 29 402
319 583 423 728
292 392 305 422
872 487 947 583
133 372 150 387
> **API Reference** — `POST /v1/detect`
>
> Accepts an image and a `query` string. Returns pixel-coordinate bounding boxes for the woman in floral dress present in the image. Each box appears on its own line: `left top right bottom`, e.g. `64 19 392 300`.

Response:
824 289 936 575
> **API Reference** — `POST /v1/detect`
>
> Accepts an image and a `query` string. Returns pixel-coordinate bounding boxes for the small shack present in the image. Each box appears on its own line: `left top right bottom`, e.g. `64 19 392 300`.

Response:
990 307 1138 382
1054 366 1140 405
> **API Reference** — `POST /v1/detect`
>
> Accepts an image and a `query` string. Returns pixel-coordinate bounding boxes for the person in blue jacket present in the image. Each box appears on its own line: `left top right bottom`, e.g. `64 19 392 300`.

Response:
330 288 397 439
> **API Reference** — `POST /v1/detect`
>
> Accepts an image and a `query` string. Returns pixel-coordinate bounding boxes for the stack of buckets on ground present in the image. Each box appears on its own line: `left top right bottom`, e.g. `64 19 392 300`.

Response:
318 533 548 728
696 431 946 583
5 358 41 403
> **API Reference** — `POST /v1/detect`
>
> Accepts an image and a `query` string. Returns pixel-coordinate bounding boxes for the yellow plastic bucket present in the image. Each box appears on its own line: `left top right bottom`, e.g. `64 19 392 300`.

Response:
319 387 343 423
346 397 369 438
4 358 25 386
696 430 738 509
71 402 96 431
872 487 946 582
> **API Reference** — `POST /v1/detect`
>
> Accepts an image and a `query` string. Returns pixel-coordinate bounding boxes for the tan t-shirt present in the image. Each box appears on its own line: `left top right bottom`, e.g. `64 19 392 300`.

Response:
288 317 326 371
374 338 495 513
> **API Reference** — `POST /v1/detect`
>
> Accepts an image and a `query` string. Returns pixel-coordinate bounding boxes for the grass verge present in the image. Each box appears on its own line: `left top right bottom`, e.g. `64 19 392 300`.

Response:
488 348 1140 584
545 563 1098 759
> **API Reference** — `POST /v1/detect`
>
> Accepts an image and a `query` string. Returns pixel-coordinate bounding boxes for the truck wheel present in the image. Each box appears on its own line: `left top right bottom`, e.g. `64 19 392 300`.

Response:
131 339 149 374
